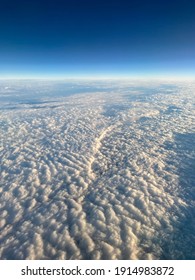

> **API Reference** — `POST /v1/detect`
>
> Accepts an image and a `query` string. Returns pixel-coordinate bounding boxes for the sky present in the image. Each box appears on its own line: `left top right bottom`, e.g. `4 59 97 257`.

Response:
0 0 195 78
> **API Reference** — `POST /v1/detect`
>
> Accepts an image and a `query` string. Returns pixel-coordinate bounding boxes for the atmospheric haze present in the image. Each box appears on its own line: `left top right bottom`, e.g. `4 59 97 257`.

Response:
0 79 195 260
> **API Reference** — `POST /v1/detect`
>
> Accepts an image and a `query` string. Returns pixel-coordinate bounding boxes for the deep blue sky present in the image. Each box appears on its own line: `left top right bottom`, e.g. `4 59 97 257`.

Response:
0 0 195 78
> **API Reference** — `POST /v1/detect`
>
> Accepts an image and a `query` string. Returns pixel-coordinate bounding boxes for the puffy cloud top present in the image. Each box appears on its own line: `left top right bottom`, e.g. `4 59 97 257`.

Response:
0 80 195 259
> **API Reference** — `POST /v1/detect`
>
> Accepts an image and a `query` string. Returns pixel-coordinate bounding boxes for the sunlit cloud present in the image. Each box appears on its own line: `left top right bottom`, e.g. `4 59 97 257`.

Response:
0 80 195 259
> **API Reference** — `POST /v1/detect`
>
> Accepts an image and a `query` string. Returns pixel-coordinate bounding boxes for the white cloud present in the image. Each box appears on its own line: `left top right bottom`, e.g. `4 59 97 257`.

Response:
0 80 195 259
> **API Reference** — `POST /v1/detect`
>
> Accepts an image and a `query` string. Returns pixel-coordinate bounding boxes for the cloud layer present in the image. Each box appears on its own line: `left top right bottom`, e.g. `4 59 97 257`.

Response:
0 80 195 259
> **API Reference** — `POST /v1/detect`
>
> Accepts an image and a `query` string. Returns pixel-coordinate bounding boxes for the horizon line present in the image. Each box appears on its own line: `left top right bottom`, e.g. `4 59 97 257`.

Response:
0 74 195 81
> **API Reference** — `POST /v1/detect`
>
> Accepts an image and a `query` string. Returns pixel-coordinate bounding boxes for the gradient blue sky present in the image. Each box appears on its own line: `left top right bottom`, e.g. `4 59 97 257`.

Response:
0 0 195 78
